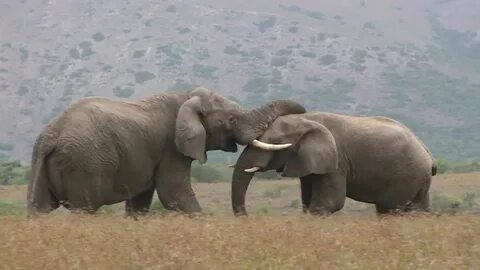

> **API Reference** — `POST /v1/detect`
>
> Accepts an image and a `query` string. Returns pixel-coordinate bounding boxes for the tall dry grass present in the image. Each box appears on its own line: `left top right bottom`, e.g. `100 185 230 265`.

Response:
1 213 479 269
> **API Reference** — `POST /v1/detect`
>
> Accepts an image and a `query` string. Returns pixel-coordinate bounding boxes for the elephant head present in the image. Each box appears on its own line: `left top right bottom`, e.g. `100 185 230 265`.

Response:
174 87 306 164
231 115 338 216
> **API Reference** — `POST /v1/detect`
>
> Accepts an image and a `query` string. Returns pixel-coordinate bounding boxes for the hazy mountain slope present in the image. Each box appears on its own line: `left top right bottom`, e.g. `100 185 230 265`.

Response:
0 0 479 162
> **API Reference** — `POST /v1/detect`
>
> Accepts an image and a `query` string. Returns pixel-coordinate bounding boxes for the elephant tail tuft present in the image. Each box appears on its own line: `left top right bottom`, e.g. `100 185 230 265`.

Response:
432 163 437 176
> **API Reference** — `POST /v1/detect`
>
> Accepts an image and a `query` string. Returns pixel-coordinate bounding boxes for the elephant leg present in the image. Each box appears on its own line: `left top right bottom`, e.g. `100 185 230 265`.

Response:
404 179 432 213
125 187 155 216
376 176 432 216
63 172 105 214
154 154 202 214
300 177 313 213
308 173 346 216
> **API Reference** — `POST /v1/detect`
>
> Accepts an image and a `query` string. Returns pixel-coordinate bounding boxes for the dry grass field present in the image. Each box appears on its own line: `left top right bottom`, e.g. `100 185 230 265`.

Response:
0 172 479 269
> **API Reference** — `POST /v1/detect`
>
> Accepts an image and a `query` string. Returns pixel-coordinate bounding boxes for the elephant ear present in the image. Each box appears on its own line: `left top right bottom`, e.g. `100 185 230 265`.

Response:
175 96 207 164
283 120 338 178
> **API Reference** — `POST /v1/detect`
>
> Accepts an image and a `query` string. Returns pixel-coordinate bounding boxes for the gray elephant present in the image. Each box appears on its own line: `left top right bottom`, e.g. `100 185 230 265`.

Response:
27 87 305 215
231 112 437 216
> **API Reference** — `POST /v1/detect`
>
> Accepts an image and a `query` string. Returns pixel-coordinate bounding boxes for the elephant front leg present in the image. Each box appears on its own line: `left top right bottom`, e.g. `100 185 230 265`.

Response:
154 154 202 214
300 177 313 213
125 187 155 216
308 173 346 216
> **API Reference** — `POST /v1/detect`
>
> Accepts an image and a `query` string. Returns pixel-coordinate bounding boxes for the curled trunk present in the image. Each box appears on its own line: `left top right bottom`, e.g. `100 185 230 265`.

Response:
234 100 305 145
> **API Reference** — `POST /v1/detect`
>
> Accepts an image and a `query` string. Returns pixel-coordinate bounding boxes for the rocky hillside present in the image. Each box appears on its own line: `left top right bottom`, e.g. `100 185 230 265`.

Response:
0 0 479 162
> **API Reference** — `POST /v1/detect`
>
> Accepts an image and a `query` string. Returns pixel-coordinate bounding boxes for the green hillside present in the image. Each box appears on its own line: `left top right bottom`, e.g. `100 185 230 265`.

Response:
0 0 479 162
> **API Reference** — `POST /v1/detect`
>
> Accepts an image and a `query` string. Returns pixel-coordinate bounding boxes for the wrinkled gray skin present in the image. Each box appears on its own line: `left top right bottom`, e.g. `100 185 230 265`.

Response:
232 112 437 216
27 87 305 216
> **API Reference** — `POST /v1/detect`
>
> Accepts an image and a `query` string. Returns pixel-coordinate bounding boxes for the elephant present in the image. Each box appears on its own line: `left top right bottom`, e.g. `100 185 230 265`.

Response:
231 112 437 216
27 87 305 216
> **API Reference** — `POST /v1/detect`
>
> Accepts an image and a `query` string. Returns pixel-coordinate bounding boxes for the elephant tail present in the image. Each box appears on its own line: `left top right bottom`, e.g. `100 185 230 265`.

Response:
407 129 437 177
27 135 58 215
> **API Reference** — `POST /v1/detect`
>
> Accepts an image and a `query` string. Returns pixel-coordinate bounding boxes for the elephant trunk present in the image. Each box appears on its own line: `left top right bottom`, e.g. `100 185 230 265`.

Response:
235 100 305 145
231 146 273 216
231 157 254 216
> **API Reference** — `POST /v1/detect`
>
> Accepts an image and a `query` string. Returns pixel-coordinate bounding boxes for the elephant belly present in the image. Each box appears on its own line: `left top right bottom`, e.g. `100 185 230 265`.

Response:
346 181 380 204
346 172 425 205
113 167 154 196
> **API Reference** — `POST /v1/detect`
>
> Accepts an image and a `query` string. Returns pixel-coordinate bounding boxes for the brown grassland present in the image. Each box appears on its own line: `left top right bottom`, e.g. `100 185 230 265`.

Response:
0 172 479 269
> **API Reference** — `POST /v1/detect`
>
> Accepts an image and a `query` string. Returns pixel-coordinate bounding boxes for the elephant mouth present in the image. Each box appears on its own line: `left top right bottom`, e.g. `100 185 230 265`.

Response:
222 138 238 153
244 164 286 174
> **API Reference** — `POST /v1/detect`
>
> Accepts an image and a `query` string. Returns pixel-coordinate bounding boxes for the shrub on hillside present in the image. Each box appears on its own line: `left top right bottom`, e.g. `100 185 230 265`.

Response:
0 143 14 151
431 192 477 213
113 86 135 98
434 157 480 174
134 71 156 84
0 161 30 185
191 163 222 183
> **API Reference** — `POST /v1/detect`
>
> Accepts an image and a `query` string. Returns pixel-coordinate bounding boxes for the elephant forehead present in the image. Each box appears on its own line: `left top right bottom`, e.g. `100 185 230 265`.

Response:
269 117 298 132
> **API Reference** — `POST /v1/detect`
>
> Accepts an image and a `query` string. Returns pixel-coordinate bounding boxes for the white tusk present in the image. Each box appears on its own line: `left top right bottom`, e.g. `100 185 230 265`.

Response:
228 164 236 168
251 139 292 151
244 166 260 173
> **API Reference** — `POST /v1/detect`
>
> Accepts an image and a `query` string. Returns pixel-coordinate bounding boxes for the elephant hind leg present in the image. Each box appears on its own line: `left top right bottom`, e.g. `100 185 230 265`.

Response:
125 187 155 216
63 172 107 213
376 177 432 216
405 179 432 213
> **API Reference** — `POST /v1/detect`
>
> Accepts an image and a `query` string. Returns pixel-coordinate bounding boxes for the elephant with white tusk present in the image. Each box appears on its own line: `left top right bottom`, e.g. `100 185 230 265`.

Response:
231 112 437 216
27 87 305 216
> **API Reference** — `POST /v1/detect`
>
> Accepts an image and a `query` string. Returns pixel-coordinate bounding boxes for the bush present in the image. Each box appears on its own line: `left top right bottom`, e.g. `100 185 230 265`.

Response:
92 33 105 42
435 157 450 174
169 81 198 91
352 49 367 64
0 143 14 151
166 5 176 12
133 50 146 58
255 16 276 32
431 192 477 213
193 64 218 79
224 46 242 55
0 201 25 216
78 41 95 59
242 77 269 93
434 157 480 174
271 56 288 67
191 163 222 183
319 54 337 65
363 22 376 30
451 161 480 173
194 48 210 60
299 50 316 58
113 86 135 98
134 71 156 84
0 161 30 185
288 26 299 33
19 48 29 61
